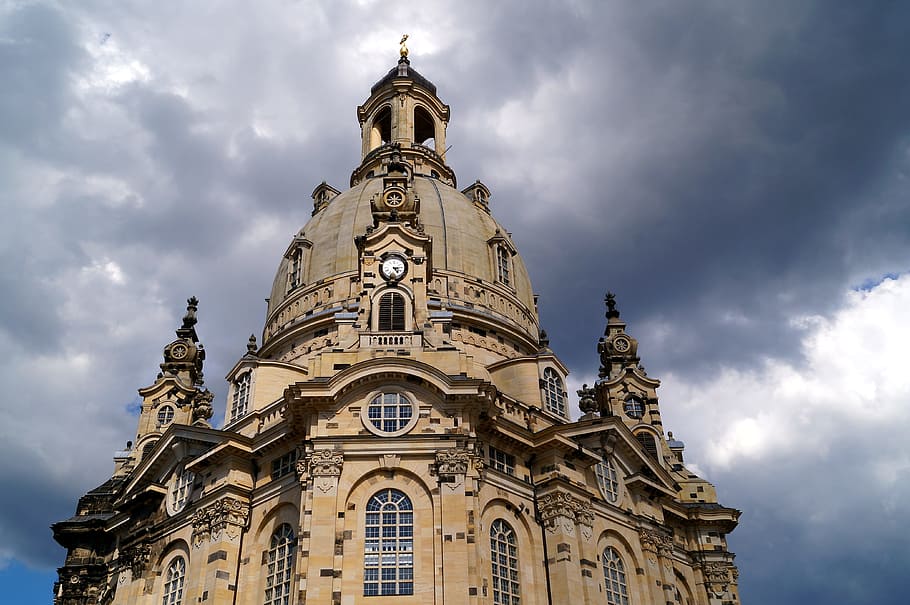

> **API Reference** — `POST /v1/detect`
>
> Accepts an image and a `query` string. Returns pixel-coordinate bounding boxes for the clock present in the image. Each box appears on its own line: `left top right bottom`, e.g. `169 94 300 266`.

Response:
380 255 407 281
384 190 404 207
613 336 631 353
171 343 188 359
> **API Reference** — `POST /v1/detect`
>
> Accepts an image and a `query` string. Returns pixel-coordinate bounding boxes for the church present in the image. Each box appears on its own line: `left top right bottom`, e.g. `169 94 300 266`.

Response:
52 44 742 605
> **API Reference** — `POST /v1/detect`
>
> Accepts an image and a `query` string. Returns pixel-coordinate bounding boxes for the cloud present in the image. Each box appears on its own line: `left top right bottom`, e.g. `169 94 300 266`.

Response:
658 273 910 604
0 2 909 604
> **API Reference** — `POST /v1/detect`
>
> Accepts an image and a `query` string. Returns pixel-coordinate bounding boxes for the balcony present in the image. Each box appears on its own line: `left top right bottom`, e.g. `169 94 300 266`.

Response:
359 332 423 348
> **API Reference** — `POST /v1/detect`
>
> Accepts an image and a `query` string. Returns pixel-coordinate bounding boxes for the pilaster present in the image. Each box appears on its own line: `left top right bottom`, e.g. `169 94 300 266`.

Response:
538 490 587 604
299 449 344 603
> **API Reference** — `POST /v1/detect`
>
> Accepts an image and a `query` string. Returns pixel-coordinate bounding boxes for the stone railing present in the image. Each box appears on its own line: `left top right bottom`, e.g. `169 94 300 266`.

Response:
359 332 423 348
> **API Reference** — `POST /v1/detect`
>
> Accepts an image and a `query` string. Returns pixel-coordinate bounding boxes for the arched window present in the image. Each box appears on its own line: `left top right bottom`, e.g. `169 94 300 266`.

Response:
602 547 629 605
496 246 511 286
414 105 435 147
595 456 619 503
169 470 194 514
490 519 520 604
377 292 406 331
287 248 304 292
157 405 175 426
370 106 391 150
364 489 413 596
265 524 295 605
635 431 659 460
162 556 186 605
230 373 251 422
542 368 566 417
141 439 158 460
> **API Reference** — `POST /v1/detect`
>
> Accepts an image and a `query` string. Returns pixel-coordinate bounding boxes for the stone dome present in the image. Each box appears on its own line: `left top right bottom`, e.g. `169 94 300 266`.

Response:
259 57 542 360
263 174 539 352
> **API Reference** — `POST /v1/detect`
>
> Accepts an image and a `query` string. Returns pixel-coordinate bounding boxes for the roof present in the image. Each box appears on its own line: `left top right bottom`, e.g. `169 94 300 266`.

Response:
371 60 437 95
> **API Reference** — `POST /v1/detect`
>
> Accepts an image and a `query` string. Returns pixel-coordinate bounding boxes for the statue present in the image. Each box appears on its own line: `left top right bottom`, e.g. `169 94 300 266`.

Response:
400 34 409 58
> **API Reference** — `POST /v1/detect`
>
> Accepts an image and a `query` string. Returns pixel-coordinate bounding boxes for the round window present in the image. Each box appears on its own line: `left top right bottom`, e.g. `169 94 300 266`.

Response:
624 396 645 419
157 405 175 426
363 392 416 436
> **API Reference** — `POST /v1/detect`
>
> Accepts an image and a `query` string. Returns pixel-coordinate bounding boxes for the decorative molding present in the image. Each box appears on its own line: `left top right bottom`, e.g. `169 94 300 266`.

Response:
436 448 470 476
307 450 344 477
192 497 250 547
702 561 738 598
538 491 591 535
119 543 151 576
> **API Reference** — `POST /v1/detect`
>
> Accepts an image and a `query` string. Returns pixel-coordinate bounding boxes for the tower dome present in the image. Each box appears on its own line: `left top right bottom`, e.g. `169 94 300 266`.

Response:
261 56 541 366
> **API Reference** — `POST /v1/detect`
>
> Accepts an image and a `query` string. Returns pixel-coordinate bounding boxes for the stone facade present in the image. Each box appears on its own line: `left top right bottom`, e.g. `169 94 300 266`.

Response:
53 54 741 605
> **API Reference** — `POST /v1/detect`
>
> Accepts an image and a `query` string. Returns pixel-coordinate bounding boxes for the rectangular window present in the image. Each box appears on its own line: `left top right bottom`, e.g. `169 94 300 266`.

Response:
271 450 298 480
489 447 515 476
230 373 251 422
288 249 303 292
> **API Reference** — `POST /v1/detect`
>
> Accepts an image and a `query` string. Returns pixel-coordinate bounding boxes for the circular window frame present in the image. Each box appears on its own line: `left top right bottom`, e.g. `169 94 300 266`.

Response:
361 389 419 437
157 405 175 427
623 395 646 420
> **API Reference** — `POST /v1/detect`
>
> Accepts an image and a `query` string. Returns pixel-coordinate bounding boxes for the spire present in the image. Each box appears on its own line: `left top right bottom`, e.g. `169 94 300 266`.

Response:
161 296 206 386
596 292 640 379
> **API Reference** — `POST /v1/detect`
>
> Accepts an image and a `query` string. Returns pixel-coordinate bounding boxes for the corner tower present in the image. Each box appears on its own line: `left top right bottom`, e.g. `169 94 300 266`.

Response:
53 46 742 605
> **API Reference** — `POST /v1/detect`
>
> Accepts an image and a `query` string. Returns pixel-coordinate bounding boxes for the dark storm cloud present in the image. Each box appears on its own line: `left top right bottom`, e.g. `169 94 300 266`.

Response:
437 1 910 380
2 2 910 604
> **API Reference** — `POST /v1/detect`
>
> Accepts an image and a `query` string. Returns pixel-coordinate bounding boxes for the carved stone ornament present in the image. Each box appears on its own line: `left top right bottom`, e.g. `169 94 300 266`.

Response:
703 561 736 597
538 491 591 535
436 449 470 476
192 497 250 547
638 528 673 556
119 543 151 576
307 450 344 477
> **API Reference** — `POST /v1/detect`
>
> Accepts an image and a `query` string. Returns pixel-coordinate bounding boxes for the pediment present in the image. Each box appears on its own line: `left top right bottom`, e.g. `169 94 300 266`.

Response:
537 417 678 498
283 357 494 435
118 425 229 506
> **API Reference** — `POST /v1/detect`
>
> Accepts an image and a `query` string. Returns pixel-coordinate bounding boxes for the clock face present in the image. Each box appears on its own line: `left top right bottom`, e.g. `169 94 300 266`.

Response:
385 190 404 207
171 343 188 359
613 336 630 353
380 256 407 280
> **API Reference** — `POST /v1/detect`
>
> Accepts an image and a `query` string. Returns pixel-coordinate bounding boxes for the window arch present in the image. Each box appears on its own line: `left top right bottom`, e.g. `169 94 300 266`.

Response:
230 372 251 422
168 469 194 515
542 368 566 417
496 245 511 286
141 439 158 460
264 524 295 605
635 431 659 460
414 105 435 147
287 247 304 292
370 106 391 150
490 519 520 604
595 456 619 503
377 291 406 331
364 489 413 596
162 556 186 605
602 547 629 605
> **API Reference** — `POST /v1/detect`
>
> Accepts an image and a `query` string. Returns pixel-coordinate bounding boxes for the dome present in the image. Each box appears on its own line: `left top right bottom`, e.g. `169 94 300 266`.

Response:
263 174 539 352
258 57 542 364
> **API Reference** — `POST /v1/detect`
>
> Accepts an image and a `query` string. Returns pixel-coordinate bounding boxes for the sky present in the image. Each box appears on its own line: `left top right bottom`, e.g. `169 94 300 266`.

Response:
1 0 909 603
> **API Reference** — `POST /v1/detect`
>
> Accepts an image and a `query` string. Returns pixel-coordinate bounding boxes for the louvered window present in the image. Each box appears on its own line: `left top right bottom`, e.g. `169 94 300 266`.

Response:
378 292 406 331
635 431 659 459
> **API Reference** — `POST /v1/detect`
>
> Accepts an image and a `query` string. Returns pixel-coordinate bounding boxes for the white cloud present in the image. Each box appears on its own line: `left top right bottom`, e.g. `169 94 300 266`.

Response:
660 273 910 475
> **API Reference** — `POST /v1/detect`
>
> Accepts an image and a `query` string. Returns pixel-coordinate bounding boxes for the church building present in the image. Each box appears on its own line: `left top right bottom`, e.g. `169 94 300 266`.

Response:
53 46 742 605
